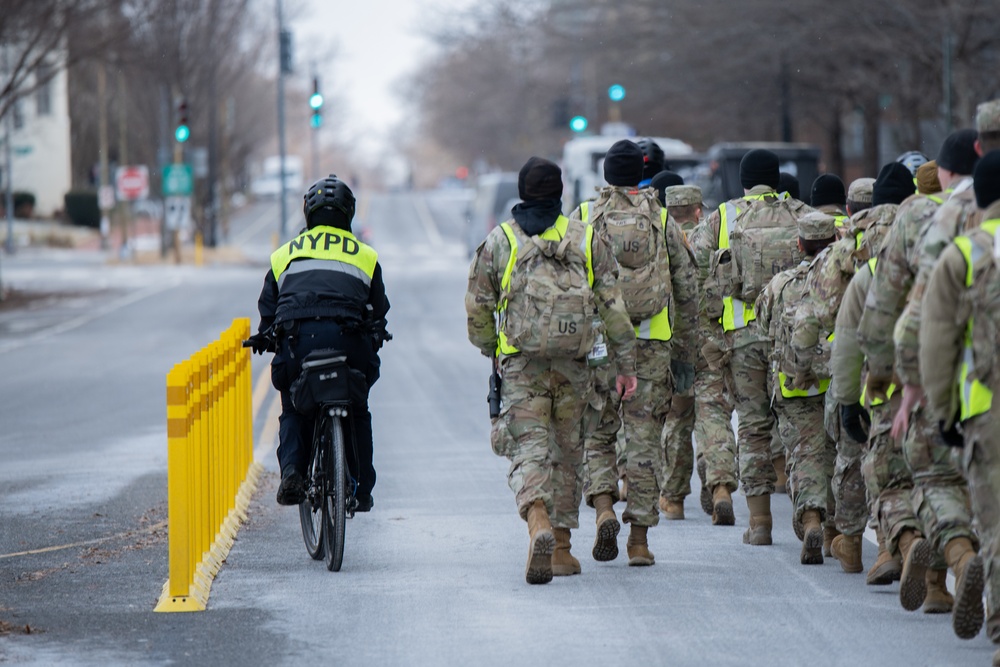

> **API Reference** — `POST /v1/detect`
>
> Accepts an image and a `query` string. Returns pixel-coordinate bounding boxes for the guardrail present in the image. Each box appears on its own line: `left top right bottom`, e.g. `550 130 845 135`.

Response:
155 317 263 612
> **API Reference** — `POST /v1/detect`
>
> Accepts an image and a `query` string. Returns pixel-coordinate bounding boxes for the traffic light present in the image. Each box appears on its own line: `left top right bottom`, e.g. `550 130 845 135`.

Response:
608 84 626 102
309 77 323 129
569 115 588 132
175 97 190 143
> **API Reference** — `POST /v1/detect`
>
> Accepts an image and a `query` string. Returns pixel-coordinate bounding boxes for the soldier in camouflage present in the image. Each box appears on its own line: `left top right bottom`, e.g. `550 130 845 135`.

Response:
466 157 637 584
860 128 985 617
809 174 850 231
756 211 839 564
692 149 814 545
920 148 1000 644
570 141 698 566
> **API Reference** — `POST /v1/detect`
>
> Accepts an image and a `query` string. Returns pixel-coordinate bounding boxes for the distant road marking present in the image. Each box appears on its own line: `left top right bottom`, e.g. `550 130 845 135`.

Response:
0 281 180 355
0 521 167 560
414 195 443 245
233 202 280 246
254 393 281 463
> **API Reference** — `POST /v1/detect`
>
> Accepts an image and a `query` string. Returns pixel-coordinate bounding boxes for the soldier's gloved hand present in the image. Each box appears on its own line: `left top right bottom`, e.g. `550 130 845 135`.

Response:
840 403 871 443
938 420 964 448
670 359 695 394
864 374 893 404
246 333 274 355
616 374 638 401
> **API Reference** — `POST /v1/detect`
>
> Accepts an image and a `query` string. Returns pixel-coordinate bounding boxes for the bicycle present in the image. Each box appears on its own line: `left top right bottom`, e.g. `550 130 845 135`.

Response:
244 337 361 572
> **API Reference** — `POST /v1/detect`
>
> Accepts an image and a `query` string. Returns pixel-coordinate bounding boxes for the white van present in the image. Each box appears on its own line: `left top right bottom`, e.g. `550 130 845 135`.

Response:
250 155 304 198
561 135 694 212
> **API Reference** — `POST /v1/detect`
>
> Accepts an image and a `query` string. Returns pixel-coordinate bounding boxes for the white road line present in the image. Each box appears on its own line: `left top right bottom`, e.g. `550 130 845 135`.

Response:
253 391 281 463
413 194 444 245
0 281 181 355
232 202 281 246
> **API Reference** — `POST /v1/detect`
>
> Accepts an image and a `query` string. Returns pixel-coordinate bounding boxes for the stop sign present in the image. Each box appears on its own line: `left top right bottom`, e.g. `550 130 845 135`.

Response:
115 165 150 201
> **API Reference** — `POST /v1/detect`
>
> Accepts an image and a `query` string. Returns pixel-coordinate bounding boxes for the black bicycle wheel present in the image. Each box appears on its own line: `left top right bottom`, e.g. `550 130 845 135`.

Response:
322 414 347 571
299 429 325 560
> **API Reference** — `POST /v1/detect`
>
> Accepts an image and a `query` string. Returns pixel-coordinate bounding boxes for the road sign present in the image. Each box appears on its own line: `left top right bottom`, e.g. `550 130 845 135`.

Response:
163 164 194 196
165 196 192 231
98 185 116 210
115 165 150 201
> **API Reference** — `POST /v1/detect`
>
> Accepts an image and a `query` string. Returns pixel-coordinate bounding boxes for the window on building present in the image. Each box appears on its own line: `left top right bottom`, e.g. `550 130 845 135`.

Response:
36 64 52 116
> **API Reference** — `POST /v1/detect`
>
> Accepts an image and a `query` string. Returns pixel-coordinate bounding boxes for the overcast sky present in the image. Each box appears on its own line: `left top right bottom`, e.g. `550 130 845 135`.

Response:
290 0 473 166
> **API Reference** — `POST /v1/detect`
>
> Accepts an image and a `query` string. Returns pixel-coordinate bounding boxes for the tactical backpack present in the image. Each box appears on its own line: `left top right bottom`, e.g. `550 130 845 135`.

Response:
498 219 596 359
585 187 669 321
725 198 803 303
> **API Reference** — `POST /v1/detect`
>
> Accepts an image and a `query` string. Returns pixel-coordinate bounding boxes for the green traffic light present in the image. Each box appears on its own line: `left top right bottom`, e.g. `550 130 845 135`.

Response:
175 124 190 143
569 116 588 132
608 84 626 102
309 93 324 110
310 112 322 129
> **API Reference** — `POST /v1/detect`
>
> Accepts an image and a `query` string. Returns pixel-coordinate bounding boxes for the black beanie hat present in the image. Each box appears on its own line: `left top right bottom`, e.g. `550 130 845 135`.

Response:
973 150 1000 209
810 174 846 208
518 156 563 201
604 140 644 187
872 162 915 206
739 149 780 190
778 172 800 200
650 170 684 206
937 128 979 176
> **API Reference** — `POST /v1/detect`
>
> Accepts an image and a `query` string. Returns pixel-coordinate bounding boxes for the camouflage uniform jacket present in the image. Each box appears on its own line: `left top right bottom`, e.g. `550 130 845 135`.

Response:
816 204 850 237
688 186 813 349
569 189 699 365
465 218 637 374
755 259 814 401
788 203 899 384
855 194 945 382
893 180 980 387
831 264 873 405
919 199 1000 425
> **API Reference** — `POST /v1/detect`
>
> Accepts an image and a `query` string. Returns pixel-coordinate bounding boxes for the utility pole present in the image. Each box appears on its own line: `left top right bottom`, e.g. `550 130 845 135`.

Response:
276 0 289 239
206 0 220 247
3 46 14 257
98 64 111 250
118 69 130 259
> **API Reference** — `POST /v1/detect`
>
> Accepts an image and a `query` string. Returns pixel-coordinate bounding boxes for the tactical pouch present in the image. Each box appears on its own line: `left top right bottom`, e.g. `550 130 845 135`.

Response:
290 348 366 415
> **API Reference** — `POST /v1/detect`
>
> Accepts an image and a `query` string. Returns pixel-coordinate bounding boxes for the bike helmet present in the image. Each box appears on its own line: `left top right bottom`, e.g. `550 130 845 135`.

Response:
636 138 665 179
303 174 356 227
895 150 930 176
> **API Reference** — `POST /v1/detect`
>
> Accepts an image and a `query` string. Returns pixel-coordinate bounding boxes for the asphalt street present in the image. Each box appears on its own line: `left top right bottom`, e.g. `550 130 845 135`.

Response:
0 190 995 666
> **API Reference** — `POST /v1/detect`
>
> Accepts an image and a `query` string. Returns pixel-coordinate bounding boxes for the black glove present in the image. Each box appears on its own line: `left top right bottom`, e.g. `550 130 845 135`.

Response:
671 359 695 394
246 332 274 355
840 403 871 443
939 420 964 448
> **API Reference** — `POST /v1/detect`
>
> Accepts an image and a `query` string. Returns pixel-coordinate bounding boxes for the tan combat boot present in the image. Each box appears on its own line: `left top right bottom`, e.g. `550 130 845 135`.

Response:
773 455 788 495
627 524 655 566
944 536 984 639
923 568 954 614
898 529 932 611
800 510 824 564
525 500 555 585
823 525 841 558
552 528 581 576
831 534 864 573
697 456 713 516
867 529 902 585
659 496 685 520
743 495 772 546
592 493 621 562
711 485 735 526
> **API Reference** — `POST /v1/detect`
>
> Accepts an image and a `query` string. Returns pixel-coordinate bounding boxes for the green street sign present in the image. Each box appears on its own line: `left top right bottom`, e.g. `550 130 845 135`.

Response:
163 163 193 196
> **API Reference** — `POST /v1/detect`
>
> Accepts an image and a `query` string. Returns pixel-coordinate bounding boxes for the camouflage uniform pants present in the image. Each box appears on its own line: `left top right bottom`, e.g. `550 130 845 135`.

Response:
620 340 673 526
774 395 833 522
582 363 621 506
961 413 1000 643
661 385 694 502
828 391 867 536
862 400 921 556
698 346 739 493
728 330 775 497
903 403 978 557
498 354 591 529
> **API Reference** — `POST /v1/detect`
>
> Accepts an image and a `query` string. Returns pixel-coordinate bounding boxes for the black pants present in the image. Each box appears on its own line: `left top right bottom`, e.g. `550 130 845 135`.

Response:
271 319 379 499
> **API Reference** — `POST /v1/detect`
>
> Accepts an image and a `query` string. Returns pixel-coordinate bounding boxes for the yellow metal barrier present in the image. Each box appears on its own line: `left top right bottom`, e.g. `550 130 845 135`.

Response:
155 317 263 612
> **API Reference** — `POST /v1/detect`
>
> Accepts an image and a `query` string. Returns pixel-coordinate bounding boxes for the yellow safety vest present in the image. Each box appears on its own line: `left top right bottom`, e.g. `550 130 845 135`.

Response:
579 202 672 341
857 258 897 407
834 214 849 229
270 225 378 286
495 216 595 356
717 194 777 331
953 218 1000 421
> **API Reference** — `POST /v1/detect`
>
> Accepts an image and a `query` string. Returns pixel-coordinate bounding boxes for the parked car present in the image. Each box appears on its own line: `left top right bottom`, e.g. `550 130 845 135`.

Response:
464 172 519 257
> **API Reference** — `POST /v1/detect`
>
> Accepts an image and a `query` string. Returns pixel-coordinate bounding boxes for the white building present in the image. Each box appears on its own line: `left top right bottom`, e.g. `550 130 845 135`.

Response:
4 56 72 218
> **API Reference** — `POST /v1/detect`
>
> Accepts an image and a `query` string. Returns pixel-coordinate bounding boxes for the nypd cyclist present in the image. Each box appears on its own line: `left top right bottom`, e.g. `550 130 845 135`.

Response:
248 175 390 510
